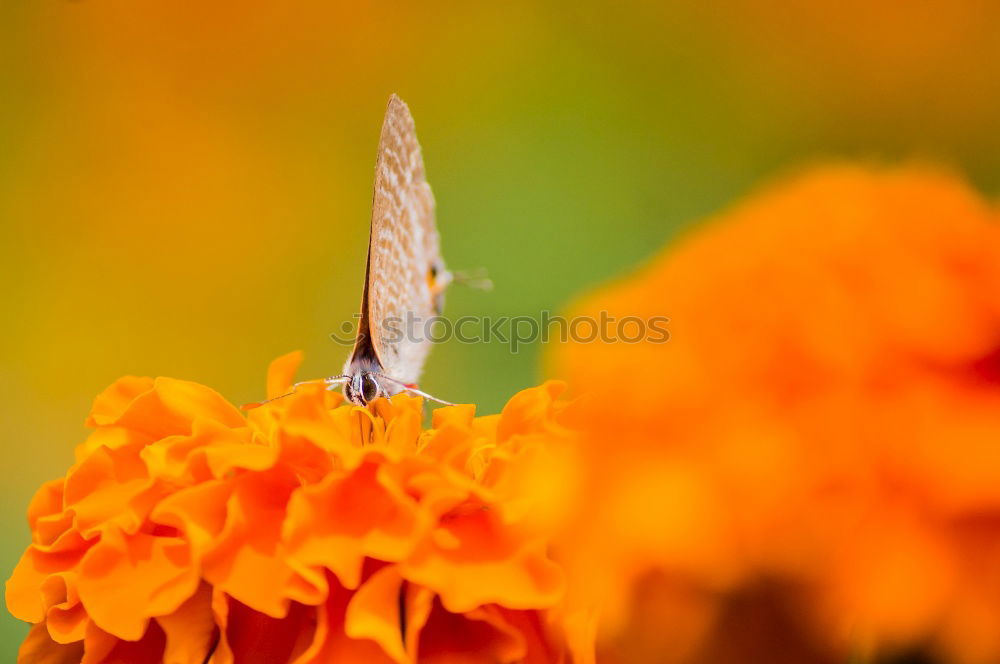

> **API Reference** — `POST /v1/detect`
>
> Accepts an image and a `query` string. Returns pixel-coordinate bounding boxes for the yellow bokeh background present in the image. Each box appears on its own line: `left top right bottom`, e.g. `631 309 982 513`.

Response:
3 0 1000 655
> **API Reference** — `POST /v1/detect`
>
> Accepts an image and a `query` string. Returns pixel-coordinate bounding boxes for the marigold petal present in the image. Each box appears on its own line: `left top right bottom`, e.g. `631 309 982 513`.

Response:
86 376 156 429
206 588 234 664
273 389 362 471
151 480 232 554
403 506 564 612
290 573 395 664
142 418 260 483
417 599 525 664
7 550 48 623
200 469 308 617
478 435 579 532
112 377 244 439
155 582 216 664
430 403 476 430
39 571 78 615
79 621 117 664
77 529 199 640
463 606 527 661
65 444 155 538
823 514 956 645
32 512 74 551
94 621 166 664
46 604 88 644
27 480 65 534
267 350 305 400
203 441 279 479
381 396 425 459
402 582 436 659
23 480 75 562
6 539 92 623
496 381 566 443
561 608 598 664
283 460 423 590
75 426 147 460
16 622 83 664
343 566 411 663
44 577 88 643
225 599 316 664
416 424 476 476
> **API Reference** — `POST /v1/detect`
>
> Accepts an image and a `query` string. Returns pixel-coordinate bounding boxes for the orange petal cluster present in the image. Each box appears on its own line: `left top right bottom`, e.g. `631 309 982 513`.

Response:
551 166 1000 663
6 352 576 663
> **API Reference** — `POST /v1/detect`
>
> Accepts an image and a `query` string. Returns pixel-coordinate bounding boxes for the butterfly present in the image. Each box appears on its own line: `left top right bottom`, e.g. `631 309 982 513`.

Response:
332 94 453 406
247 94 455 410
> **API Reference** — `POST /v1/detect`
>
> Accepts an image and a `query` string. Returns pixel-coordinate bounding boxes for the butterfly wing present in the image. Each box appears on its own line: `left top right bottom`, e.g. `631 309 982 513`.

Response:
347 94 446 387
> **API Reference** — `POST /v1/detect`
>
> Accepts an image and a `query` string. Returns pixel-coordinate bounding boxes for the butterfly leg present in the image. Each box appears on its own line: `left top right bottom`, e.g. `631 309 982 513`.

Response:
402 385 455 406
376 374 455 406
243 376 348 409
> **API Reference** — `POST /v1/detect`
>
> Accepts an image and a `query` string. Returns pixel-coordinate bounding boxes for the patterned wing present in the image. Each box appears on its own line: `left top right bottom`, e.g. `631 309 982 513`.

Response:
349 94 446 386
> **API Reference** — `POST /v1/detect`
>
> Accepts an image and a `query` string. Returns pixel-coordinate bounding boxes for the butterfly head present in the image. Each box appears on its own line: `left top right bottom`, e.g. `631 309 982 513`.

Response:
345 370 384 406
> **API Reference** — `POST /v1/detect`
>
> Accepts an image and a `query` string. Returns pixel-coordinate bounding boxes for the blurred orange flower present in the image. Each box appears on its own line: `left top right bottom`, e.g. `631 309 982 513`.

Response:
551 166 1000 663
6 352 576 663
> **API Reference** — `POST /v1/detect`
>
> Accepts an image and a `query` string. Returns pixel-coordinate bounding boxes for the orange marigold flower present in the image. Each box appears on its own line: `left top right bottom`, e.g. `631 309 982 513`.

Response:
6 351 577 663
550 166 1000 663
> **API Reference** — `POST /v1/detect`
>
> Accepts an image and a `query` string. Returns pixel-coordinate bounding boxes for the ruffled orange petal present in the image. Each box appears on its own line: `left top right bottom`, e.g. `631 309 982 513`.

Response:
416 599 525 664
27 480 65 537
7 533 93 623
225 598 316 664
17 622 83 664
403 506 564 613
108 377 244 439
343 565 435 664
141 418 261 483
266 350 305 400
206 588 234 664
283 459 423 590
155 582 216 664
64 443 155 538
289 573 395 664
378 396 426 459
93 621 166 664
85 376 155 429
78 621 118 664
261 388 359 474
76 528 199 640
496 381 566 443
199 468 311 618
150 480 232 554
44 590 88 644
45 612 87 648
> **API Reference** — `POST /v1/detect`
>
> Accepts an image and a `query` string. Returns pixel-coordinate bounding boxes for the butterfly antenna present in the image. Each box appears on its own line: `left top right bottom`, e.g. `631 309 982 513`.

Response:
376 375 456 406
242 376 349 410
452 268 493 292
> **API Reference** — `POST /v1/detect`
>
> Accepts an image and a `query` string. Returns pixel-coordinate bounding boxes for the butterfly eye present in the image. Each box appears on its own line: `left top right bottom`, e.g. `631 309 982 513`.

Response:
361 374 380 403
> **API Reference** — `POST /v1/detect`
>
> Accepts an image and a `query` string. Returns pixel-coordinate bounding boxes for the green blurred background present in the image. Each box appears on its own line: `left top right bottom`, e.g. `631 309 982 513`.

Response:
3 0 1000 654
